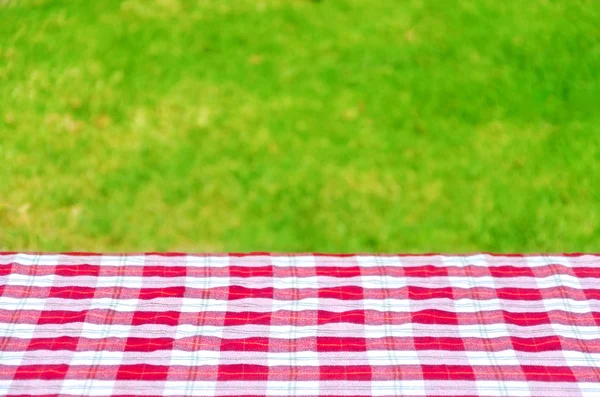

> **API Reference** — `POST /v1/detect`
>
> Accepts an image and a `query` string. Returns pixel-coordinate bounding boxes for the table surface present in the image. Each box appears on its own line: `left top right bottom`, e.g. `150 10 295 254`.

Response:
0 253 599 396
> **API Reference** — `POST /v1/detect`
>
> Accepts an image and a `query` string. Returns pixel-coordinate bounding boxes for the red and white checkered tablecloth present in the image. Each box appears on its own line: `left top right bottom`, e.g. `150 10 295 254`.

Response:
0 253 599 397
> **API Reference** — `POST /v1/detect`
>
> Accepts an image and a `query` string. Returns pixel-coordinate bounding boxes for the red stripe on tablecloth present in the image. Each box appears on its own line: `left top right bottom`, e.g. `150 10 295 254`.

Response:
2 284 598 301
2 363 588 382
3 335 599 353
2 309 598 327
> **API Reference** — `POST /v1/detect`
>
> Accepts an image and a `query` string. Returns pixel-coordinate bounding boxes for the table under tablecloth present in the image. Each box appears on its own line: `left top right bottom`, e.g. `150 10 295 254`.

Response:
0 253 599 396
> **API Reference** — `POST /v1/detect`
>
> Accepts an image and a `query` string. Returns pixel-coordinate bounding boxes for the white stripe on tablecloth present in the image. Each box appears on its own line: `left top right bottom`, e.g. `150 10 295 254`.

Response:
1 349 599 367
1 379 598 396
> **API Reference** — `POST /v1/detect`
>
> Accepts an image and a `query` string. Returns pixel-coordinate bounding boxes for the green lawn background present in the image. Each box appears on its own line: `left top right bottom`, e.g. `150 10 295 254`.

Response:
1 0 599 252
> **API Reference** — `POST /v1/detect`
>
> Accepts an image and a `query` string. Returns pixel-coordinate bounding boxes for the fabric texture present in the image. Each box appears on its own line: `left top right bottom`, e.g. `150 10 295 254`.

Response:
0 253 599 396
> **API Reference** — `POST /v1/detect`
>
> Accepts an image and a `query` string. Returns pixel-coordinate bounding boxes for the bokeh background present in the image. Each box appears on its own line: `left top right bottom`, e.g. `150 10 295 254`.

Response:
1 0 599 252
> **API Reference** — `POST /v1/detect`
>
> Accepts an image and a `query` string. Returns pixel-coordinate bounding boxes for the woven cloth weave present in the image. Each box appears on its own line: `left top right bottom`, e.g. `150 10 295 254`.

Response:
0 253 599 396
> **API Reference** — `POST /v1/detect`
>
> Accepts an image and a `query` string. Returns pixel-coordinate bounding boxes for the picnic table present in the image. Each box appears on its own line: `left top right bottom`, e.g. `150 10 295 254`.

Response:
1 253 599 396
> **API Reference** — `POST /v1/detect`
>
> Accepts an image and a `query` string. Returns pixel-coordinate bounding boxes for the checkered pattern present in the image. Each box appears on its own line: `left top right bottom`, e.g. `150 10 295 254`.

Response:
0 253 599 396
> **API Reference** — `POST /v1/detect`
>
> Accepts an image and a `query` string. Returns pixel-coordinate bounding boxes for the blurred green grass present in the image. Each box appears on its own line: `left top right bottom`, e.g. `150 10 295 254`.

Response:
1 0 599 252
